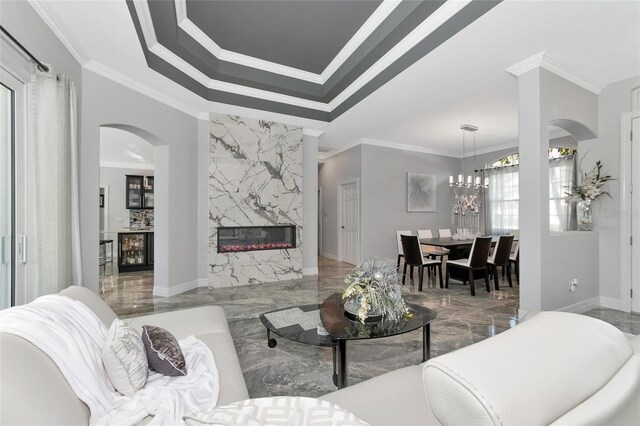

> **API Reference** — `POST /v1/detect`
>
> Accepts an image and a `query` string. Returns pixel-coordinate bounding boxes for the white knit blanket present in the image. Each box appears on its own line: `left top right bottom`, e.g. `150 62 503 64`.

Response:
0 295 219 425
187 397 369 426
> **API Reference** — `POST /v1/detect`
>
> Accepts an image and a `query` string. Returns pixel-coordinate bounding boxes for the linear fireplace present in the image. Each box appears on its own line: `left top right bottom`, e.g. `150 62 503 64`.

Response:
217 225 296 253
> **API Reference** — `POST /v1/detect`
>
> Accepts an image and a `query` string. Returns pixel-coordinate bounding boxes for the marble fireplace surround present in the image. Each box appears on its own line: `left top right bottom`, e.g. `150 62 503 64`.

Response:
208 113 303 287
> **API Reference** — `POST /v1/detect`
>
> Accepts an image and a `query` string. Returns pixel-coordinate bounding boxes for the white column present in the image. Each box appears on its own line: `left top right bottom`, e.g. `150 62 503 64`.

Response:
517 68 545 314
302 133 318 275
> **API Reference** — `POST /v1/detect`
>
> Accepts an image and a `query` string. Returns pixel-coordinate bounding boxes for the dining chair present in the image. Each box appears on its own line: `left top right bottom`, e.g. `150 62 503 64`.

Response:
401 235 442 291
487 235 515 290
509 242 520 284
438 229 452 238
417 229 449 276
445 236 492 296
396 230 413 270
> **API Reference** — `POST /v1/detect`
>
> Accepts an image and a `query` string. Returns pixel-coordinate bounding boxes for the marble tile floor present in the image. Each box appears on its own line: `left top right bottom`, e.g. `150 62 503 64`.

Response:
100 257 638 398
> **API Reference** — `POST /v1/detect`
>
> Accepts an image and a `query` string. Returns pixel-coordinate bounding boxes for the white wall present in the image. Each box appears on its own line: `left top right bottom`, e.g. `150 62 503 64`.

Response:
81 70 199 297
100 127 154 168
302 134 319 274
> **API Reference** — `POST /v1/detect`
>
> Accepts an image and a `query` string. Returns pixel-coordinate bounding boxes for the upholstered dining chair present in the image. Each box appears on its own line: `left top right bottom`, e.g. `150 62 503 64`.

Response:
486 235 515 290
445 236 492 296
396 230 413 271
509 241 520 284
401 235 442 291
438 228 452 238
418 229 449 276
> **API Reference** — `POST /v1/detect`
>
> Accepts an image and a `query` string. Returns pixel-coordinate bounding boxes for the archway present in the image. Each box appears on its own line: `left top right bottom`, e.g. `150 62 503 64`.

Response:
98 124 169 300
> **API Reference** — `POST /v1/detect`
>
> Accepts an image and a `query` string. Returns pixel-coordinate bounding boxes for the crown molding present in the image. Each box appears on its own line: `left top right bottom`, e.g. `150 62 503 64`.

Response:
303 129 325 138
319 138 520 161
100 161 154 170
174 0 323 84
505 51 604 95
134 0 331 112
173 0 401 84
319 137 462 161
320 0 402 82
135 0 473 113
84 60 205 119
318 139 362 161
28 0 331 125
462 141 518 157
28 0 90 65
361 138 459 157
328 0 472 110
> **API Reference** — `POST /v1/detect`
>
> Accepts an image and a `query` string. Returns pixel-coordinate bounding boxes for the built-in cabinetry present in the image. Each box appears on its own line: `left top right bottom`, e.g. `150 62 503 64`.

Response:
118 231 154 272
126 175 154 209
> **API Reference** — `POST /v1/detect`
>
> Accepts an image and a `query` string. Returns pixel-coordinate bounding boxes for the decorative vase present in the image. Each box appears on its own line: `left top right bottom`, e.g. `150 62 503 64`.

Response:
577 199 593 231
343 296 383 324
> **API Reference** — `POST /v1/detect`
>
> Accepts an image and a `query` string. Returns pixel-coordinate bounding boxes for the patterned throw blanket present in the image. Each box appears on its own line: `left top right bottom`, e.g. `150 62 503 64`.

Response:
187 397 369 426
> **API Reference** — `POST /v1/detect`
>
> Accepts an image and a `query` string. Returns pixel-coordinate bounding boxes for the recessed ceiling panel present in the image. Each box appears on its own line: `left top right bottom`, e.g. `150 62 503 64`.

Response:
185 0 383 74
128 0 502 121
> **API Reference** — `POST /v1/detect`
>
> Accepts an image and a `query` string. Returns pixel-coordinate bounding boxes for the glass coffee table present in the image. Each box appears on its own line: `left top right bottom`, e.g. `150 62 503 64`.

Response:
259 293 437 389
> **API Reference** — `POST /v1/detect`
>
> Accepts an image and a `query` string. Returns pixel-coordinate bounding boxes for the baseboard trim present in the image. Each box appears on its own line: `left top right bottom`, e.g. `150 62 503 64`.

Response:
599 296 630 312
303 267 319 275
320 252 338 261
152 279 198 297
556 296 601 314
197 278 209 287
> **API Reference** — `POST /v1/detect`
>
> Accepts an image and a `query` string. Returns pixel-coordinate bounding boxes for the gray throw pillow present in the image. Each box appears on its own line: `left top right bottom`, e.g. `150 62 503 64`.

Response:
141 325 187 376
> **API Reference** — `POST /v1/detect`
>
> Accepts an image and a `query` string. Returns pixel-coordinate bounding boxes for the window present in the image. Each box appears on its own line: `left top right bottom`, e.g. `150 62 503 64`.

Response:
485 149 577 234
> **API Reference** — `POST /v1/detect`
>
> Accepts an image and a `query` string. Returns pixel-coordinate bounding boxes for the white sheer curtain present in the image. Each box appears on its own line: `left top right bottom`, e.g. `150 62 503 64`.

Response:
549 155 577 232
28 68 82 301
485 166 519 235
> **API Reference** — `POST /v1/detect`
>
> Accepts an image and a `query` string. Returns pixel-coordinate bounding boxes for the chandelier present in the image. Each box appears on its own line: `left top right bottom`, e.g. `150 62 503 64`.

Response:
449 125 488 240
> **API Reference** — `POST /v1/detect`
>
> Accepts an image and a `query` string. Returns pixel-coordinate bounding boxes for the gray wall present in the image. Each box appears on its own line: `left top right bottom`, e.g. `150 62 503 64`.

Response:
582 75 640 304
99 167 154 232
0 2 82 103
519 68 600 313
360 145 460 260
81 70 199 296
318 145 362 259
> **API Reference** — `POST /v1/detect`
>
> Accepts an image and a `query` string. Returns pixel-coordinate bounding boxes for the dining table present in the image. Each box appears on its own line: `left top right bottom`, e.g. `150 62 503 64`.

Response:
419 236 518 281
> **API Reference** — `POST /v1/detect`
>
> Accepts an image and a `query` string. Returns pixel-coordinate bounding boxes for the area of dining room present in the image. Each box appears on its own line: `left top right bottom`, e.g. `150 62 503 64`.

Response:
396 229 519 297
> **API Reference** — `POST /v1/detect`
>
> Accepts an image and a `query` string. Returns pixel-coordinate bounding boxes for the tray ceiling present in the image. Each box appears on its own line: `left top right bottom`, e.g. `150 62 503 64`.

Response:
128 0 500 121
185 0 383 74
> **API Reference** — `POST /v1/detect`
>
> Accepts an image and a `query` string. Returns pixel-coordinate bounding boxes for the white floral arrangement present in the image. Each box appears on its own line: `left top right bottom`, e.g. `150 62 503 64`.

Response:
342 259 412 324
564 160 613 203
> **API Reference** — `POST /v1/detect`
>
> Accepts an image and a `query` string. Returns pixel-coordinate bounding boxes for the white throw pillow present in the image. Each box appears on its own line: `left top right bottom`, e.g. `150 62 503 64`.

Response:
102 319 148 395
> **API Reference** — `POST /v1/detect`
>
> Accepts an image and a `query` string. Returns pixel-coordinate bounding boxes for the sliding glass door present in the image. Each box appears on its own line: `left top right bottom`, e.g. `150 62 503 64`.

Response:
1 60 28 308
0 82 14 309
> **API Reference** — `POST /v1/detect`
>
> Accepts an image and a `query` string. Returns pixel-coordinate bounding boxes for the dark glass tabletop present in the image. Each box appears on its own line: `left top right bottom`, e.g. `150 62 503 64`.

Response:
320 293 437 340
259 303 336 347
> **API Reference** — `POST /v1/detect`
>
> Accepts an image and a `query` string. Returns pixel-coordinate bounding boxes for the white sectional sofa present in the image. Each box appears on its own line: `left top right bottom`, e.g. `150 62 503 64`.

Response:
0 286 249 425
1 286 639 425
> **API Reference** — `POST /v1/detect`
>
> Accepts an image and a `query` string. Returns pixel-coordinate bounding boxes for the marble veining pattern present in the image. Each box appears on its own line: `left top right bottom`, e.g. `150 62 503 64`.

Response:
101 258 639 398
208 114 303 287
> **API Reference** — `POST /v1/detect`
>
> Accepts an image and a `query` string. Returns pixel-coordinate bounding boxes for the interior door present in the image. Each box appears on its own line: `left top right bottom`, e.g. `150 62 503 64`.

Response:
632 116 640 312
341 181 359 265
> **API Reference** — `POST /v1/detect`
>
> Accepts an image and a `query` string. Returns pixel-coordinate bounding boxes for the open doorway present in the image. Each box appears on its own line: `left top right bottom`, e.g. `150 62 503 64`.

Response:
99 126 155 297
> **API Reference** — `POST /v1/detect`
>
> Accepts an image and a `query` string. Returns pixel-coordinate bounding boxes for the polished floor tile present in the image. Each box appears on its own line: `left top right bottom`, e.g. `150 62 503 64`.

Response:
100 257 637 398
